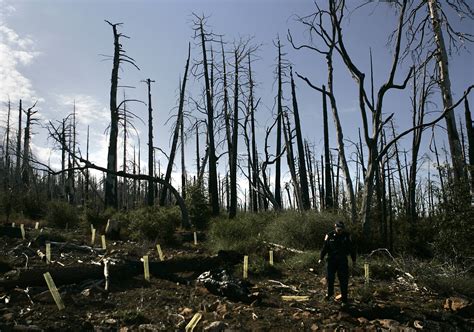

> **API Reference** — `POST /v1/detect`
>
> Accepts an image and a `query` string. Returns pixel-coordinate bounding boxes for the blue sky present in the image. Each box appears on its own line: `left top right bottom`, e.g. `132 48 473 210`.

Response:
1 0 473 195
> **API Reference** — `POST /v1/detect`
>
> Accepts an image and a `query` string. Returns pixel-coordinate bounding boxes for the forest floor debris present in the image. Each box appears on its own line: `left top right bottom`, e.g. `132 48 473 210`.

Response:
1 227 473 331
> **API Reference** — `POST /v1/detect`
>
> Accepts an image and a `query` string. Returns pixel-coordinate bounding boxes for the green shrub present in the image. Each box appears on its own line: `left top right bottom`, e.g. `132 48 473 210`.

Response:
85 207 116 229
126 206 180 243
46 201 80 228
420 274 474 298
186 181 211 230
281 251 320 270
23 192 47 220
207 213 273 253
367 262 398 281
265 211 339 251
434 186 474 262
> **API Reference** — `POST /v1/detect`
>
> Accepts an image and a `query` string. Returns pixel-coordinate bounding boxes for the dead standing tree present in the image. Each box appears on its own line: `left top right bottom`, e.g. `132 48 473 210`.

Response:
289 4 356 222
21 101 38 187
193 14 220 216
104 20 140 209
160 43 191 206
3 99 12 190
400 0 473 197
289 67 311 210
327 0 413 235
465 98 474 195
143 78 155 206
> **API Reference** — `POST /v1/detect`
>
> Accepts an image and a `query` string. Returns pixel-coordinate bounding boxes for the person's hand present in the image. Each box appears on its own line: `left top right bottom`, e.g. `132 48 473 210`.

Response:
318 259 322 265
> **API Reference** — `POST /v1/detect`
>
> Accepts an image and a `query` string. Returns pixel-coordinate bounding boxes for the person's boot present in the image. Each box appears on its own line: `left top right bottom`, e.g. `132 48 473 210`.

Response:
341 296 349 307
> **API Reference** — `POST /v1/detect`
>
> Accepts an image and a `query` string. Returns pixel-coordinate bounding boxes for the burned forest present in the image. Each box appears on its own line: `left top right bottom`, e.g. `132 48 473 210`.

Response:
1 0 473 331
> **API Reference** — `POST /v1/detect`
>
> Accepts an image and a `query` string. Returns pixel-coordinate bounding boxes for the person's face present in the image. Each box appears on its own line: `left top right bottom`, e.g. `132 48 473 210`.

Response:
335 227 343 234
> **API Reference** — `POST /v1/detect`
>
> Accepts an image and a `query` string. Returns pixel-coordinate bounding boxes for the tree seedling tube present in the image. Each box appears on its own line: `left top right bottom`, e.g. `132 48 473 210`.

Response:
46 242 51 264
193 232 197 245
91 228 96 246
143 255 150 281
20 224 25 240
364 262 370 284
185 312 202 332
11 222 15 228
156 244 164 261
269 250 274 266
243 255 249 279
35 222 39 230
43 272 65 310
101 235 106 250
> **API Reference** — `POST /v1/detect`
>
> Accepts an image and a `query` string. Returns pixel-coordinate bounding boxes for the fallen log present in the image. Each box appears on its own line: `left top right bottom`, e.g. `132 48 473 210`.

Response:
263 241 304 254
0 226 22 238
48 241 106 254
0 250 242 288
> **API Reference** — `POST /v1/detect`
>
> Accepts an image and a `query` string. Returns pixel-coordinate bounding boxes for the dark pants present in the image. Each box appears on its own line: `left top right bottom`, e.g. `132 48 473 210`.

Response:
327 256 349 302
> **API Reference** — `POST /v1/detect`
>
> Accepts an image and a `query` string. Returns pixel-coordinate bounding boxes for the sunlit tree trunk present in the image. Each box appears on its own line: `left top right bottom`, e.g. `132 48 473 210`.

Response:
428 0 465 182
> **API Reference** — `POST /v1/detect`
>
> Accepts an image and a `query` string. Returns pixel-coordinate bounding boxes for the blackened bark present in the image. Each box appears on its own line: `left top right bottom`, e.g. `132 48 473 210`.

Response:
275 40 283 209
229 50 239 218
198 20 219 216
160 44 191 205
146 78 155 206
290 68 311 210
322 85 333 209
465 98 474 196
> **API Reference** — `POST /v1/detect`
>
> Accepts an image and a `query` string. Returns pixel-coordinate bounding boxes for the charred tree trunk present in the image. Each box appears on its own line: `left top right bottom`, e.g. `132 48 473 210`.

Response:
305 141 317 211
229 49 240 218
85 126 90 204
145 78 155 206
282 112 302 210
249 54 259 213
408 69 427 223
4 100 11 190
181 104 186 200
105 22 120 209
160 44 190 205
15 100 22 186
60 119 67 200
21 102 37 187
122 95 128 209
322 85 333 210
390 122 407 213
274 39 283 209
104 21 139 209
196 124 200 177
197 18 219 216
290 68 310 210
465 98 474 196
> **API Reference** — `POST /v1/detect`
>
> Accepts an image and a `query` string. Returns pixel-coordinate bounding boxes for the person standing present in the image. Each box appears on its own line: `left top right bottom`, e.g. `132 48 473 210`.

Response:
318 221 356 304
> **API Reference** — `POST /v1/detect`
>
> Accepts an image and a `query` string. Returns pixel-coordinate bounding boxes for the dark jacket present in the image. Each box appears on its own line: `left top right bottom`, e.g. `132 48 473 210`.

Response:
320 230 356 262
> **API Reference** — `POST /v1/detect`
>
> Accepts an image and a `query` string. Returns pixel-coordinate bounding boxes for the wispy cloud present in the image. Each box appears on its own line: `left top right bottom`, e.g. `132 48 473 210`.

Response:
56 94 109 126
0 2 41 106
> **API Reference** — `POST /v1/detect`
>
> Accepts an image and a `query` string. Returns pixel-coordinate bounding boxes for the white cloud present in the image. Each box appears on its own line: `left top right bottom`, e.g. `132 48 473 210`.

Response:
0 10 41 106
30 143 59 170
56 94 109 126
0 0 16 17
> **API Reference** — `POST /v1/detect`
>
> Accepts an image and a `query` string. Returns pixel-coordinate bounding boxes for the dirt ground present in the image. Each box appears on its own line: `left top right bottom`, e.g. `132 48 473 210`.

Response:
1 225 473 331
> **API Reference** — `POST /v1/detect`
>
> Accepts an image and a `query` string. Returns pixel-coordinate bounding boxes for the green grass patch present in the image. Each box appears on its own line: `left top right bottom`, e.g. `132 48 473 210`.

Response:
206 212 273 253
278 251 320 270
265 211 340 251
